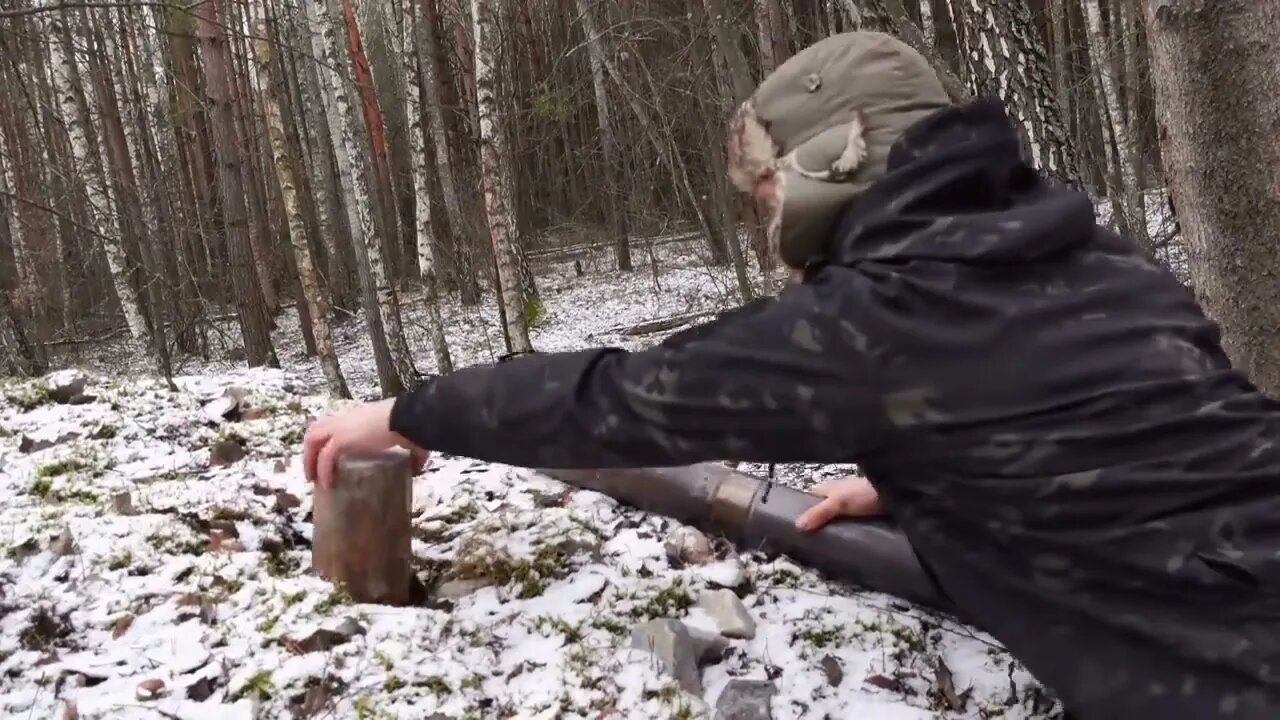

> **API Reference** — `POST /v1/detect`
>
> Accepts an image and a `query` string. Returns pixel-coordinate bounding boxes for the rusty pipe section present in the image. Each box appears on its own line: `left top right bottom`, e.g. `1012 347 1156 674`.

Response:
537 464 952 613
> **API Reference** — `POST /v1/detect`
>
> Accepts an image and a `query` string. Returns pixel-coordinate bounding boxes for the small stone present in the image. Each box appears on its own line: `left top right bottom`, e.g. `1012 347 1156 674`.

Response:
820 654 843 686
686 624 730 665
664 526 714 566
240 406 271 422
697 559 747 589
136 678 166 701
715 679 776 720
8 537 39 563
332 617 366 638
273 459 288 473
630 619 702 695
291 628 351 654
434 578 494 599
209 439 247 467
109 491 136 516
696 589 756 639
49 526 76 557
49 373 90 404
111 614 134 639
186 676 215 701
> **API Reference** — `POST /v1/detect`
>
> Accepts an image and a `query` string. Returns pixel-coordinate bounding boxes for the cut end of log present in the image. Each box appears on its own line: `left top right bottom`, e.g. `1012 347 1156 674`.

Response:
312 450 414 606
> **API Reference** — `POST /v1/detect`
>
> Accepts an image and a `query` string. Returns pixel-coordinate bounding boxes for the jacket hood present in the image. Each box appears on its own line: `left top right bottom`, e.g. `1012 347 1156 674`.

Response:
823 99 1098 268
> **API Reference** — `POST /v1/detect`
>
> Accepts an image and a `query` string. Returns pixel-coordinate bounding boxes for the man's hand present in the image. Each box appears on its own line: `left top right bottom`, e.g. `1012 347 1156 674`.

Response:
302 398 429 488
795 474 883 531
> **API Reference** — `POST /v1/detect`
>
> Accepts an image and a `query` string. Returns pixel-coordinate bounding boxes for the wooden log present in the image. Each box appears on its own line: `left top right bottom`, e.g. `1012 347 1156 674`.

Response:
312 450 413 605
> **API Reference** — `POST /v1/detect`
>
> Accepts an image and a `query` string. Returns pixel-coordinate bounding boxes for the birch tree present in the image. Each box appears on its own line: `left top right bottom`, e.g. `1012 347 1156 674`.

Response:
250 0 349 398
473 0 533 353
1146 0 1280 394
49 12 155 356
404 0 454 374
312 0 418 394
575 0 632 272
415 0 481 305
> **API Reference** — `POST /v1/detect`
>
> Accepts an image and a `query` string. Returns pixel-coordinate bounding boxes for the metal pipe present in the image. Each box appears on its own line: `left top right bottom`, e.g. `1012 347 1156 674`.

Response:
537 463 953 613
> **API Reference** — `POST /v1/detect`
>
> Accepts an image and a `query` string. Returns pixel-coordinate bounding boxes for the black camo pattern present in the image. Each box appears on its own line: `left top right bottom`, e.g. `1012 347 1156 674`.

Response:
391 100 1280 718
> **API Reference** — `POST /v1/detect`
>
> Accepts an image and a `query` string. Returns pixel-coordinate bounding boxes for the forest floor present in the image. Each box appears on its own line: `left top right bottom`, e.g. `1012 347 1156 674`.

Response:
0 233 1121 719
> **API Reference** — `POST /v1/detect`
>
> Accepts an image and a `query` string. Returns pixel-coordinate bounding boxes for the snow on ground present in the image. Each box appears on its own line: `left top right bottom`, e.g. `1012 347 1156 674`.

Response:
0 237 1076 719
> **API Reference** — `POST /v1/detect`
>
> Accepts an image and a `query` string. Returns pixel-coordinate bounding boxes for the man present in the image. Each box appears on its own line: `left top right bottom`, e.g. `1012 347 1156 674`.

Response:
304 32 1280 718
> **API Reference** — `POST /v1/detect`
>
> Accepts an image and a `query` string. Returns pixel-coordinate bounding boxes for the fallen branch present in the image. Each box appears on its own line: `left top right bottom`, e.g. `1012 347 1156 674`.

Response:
592 309 723 339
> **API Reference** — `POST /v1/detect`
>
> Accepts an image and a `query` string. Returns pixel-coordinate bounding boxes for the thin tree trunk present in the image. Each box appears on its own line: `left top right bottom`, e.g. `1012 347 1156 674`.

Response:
1082 0 1152 250
1145 0 1280 394
251 0 349 398
195 0 278 367
417 0 481 305
576 0 632 272
473 0 533 353
341 0 402 278
313 0 416 394
49 11 154 354
405 0 455 374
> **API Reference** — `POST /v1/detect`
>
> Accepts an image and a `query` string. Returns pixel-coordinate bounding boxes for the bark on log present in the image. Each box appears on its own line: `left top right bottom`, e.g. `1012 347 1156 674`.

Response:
313 450 413 605
538 463 953 613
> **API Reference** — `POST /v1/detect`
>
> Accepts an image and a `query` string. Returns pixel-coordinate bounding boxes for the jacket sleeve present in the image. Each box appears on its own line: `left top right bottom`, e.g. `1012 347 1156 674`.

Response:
388 285 893 469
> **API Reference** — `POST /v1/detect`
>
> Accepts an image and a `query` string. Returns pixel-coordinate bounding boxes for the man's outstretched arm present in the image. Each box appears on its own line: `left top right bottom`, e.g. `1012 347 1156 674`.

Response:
388 288 892 469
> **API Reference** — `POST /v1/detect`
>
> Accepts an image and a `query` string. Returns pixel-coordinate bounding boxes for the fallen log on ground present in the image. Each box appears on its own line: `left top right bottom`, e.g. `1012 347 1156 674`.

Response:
537 463 953 613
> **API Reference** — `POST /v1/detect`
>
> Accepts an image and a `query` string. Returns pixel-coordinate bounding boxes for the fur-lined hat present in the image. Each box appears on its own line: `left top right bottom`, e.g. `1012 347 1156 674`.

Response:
728 31 952 269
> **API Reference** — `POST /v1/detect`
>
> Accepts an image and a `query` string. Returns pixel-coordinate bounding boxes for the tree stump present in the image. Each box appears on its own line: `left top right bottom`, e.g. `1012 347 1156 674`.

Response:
312 450 413 605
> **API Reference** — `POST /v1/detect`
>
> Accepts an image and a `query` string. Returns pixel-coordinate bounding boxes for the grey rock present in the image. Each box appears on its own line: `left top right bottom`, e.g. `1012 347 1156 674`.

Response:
819 654 843 686
715 679 776 720
49 526 77 557
332 617 366 638
696 589 756 639
434 578 493 599
664 526 714 566
109 491 136 516
686 624 730 665
49 373 93 404
630 618 702 695
209 438 246 467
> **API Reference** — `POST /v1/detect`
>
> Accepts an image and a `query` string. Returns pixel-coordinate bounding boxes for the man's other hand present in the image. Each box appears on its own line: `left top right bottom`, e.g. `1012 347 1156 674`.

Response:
302 398 429 488
795 475 883 531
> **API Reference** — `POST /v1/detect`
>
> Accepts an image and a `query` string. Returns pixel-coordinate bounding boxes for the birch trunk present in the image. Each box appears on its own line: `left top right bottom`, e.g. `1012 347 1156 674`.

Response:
341 0 403 279
1081 0 1151 250
285 5 357 311
49 12 153 351
918 0 936 46
576 0 632 272
417 0 481 305
952 0 1080 184
404 0 454 374
472 0 533 353
195 0 278 367
1145 0 1280 394
250 1 350 398
312 0 416 394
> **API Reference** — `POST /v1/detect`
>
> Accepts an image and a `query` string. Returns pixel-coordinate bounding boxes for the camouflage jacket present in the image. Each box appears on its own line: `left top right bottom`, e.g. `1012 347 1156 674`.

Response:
391 100 1280 718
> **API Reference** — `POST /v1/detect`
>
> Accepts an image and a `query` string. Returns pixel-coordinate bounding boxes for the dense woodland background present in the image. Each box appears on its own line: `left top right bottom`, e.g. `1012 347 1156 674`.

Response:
0 0 1277 397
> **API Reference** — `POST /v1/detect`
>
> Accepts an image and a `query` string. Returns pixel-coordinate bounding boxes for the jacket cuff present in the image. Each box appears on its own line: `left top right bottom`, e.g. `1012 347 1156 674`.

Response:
389 381 438 448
